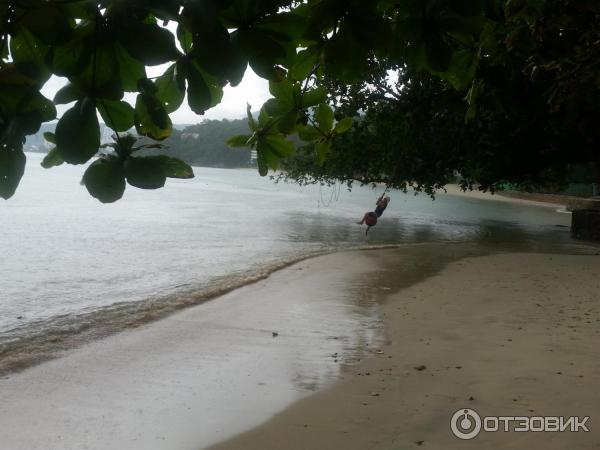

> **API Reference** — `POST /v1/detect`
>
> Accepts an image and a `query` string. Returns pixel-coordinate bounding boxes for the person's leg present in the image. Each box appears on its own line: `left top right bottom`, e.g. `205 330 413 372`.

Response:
357 212 369 224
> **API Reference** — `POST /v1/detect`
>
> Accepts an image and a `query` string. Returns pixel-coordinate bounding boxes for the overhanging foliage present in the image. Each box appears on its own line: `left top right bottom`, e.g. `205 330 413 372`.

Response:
1 0 598 201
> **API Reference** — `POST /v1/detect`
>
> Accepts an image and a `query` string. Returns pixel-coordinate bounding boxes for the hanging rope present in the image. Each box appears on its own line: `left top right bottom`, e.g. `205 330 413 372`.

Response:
318 183 341 208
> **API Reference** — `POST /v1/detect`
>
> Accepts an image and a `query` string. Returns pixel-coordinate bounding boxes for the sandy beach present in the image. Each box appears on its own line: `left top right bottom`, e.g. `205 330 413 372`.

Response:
209 250 600 450
1 246 599 449
442 184 567 209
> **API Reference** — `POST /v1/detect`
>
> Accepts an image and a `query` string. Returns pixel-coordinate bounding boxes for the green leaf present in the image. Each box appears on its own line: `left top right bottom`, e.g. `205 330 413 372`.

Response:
315 103 334 131
276 111 299 134
0 146 26 199
263 135 295 158
97 99 135 132
1 88 56 125
143 155 194 179
31 93 56 123
114 43 147 92
256 150 269 176
9 26 51 82
263 98 291 117
334 117 353 134
6 113 41 138
256 138 280 171
232 29 287 61
255 12 306 41
322 29 369 84
438 49 478 91
134 94 172 140
181 60 223 114
41 147 64 169
227 134 253 148
302 87 326 108
50 35 90 77
54 83 83 105
298 125 321 141
82 156 126 203
155 64 185 113
315 139 331 165
224 43 247 87
269 79 295 104
176 23 193 53
70 42 123 100
289 47 319 81
75 43 122 99
19 3 71 45
231 28 286 79
43 132 56 144
185 65 211 114
96 99 134 131
124 156 167 189
138 78 158 95
117 22 180 66
55 99 100 164
191 25 236 79
258 107 272 128
247 104 257 131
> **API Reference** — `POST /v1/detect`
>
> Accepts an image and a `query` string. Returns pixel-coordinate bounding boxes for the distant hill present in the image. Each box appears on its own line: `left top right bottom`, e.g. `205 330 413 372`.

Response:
24 119 254 169
137 119 253 168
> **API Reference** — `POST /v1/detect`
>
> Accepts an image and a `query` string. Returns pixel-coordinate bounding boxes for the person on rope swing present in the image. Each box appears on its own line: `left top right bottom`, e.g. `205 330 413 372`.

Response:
356 193 391 234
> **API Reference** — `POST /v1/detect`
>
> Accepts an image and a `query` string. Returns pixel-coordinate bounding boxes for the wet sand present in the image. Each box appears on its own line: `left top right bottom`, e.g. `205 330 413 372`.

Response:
0 245 460 450
2 247 599 450
210 251 600 450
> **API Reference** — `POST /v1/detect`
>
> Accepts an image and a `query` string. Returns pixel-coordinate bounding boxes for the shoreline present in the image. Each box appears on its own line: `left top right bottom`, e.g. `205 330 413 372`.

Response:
0 243 427 378
441 184 568 209
210 251 600 450
2 246 598 449
1 245 472 450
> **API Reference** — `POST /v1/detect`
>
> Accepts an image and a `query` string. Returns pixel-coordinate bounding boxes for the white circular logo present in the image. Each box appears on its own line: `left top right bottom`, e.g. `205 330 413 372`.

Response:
451 408 482 440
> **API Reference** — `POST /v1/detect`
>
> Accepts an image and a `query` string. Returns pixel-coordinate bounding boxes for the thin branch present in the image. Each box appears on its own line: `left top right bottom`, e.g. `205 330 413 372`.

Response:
371 78 402 100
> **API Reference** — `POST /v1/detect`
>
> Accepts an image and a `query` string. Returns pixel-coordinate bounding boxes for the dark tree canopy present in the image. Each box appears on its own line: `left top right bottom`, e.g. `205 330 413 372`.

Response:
1 0 598 201
281 1 600 193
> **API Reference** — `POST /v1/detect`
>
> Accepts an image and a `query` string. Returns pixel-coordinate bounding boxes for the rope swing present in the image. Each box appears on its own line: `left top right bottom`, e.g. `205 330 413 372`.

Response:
318 183 341 208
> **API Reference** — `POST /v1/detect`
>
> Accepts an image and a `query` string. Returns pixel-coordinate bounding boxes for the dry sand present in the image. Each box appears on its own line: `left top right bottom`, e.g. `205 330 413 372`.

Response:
442 184 566 209
210 251 600 450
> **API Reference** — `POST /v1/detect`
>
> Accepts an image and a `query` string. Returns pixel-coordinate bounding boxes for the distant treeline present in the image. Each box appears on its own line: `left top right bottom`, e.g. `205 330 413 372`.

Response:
26 119 254 169
137 119 253 168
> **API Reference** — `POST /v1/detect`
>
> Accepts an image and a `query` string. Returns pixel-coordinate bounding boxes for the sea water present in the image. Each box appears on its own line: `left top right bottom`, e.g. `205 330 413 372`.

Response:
0 152 578 358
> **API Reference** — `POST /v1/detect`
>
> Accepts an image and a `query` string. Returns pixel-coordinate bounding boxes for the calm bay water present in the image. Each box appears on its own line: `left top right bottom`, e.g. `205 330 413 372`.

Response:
0 152 576 346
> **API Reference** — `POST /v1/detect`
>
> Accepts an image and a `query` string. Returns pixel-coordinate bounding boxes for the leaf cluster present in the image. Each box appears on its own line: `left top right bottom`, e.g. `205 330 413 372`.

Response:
1 0 597 201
